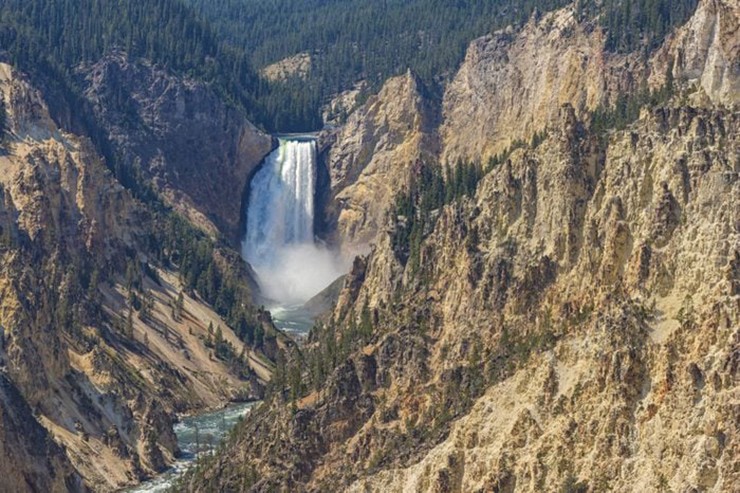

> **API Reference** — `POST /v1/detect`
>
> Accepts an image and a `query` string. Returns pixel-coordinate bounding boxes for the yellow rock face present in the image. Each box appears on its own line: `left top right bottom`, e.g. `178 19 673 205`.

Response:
0 63 275 491
192 2 738 488
324 71 438 258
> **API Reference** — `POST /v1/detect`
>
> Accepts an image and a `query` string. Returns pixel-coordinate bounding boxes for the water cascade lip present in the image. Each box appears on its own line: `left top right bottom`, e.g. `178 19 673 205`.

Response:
242 138 346 307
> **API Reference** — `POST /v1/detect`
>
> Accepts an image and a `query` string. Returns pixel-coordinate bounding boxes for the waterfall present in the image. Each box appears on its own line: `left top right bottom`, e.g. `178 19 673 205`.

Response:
244 139 317 267
243 138 343 306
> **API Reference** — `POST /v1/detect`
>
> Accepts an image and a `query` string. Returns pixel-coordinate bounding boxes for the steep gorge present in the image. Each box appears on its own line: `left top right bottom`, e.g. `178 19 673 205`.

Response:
0 0 736 491
185 1 739 491
188 100 739 493
343 104 738 492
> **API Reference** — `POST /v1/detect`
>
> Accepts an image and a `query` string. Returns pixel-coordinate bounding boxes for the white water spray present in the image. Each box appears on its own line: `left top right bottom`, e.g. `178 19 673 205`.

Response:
243 138 344 306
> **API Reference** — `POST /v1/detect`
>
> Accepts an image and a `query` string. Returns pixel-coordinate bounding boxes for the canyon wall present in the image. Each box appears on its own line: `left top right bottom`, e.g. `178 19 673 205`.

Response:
186 1 739 491
79 51 274 241
0 60 283 491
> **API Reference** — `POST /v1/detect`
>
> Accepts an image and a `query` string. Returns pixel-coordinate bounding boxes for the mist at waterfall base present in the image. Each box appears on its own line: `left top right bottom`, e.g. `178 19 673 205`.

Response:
243 138 347 308
253 242 344 305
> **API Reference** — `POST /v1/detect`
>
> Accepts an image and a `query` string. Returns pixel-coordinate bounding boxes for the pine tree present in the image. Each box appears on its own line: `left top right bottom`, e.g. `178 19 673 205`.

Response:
359 300 373 340
254 325 264 348
87 268 100 304
174 291 185 321
125 261 137 293
126 308 134 339
204 323 213 347
141 290 154 321
0 95 7 147
288 363 303 405
215 325 224 357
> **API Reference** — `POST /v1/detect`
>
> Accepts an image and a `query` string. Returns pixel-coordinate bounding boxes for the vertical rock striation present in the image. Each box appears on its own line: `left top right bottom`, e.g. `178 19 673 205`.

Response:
321 71 439 258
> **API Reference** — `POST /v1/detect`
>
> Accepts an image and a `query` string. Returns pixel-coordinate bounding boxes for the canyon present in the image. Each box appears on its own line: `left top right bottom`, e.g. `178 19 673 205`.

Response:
0 58 289 491
185 0 739 492
0 0 736 491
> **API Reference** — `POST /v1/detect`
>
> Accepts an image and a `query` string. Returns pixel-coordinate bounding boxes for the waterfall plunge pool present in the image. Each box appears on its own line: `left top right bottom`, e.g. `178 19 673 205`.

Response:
243 137 348 339
270 304 316 339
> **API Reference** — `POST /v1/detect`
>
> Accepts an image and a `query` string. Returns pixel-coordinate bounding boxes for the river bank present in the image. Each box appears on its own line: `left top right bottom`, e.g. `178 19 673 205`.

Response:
124 402 259 492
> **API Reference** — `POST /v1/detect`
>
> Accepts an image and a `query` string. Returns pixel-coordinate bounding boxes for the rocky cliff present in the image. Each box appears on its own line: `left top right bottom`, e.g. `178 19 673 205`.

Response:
0 60 285 491
184 1 739 491
320 71 438 257
187 99 739 493
79 51 273 241
441 0 738 163
342 104 738 492
651 0 739 107
441 7 630 163
321 0 738 264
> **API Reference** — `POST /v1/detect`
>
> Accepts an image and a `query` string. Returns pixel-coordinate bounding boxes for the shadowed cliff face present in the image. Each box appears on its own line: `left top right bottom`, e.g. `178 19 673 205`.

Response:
78 51 273 242
0 374 86 493
183 1 739 491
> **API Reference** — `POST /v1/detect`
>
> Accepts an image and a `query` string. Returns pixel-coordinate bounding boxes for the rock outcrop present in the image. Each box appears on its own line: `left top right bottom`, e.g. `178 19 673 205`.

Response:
261 53 312 82
343 104 739 493
651 0 740 106
79 51 273 241
322 0 738 258
441 7 632 163
321 71 438 257
184 1 739 491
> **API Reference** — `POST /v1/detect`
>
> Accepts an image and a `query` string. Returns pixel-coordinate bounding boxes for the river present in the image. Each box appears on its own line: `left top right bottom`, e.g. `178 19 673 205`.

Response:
127 136 332 491
125 307 316 492
124 401 258 492
270 304 315 340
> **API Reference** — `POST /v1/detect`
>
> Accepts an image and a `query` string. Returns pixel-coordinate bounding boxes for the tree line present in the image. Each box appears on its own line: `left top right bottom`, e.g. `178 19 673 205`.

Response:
0 0 317 131
185 0 698 131
580 0 699 53
183 0 573 129
0 0 699 133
